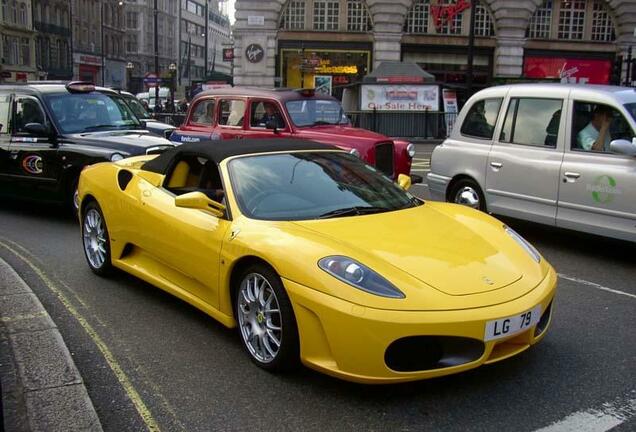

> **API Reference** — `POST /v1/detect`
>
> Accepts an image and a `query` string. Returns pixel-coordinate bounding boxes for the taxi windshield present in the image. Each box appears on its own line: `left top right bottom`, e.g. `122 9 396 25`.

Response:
124 95 151 119
228 152 421 221
285 99 349 127
43 92 141 134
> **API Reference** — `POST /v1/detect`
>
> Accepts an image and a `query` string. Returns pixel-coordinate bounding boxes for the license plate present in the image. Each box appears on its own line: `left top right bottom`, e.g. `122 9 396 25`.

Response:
484 305 542 342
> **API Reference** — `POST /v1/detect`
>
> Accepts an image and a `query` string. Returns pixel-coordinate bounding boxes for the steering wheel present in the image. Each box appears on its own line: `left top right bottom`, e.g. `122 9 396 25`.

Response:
245 189 278 214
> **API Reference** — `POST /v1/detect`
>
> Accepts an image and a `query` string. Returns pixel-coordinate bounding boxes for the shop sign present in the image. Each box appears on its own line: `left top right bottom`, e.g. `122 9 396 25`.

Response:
78 54 102 66
223 48 234 62
376 76 425 84
442 89 459 134
314 76 332 96
524 56 611 84
248 16 265 26
361 85 440 111
315 65 358 74
431 0 471 31
245 44 264 63
16 72 27 82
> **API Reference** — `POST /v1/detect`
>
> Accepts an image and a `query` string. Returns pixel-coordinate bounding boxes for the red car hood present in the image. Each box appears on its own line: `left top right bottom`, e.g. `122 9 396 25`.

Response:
294 125 392 148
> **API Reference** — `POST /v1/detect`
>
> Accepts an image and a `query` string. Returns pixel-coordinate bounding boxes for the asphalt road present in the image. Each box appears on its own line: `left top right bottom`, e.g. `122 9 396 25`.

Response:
0 145 634 432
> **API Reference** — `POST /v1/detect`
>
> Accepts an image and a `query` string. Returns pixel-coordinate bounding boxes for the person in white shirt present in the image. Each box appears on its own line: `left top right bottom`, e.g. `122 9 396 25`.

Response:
577 106 612 152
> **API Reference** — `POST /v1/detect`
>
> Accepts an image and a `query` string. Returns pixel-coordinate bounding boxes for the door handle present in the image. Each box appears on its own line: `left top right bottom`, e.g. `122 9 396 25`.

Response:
490 162 503 168
564 172 580 179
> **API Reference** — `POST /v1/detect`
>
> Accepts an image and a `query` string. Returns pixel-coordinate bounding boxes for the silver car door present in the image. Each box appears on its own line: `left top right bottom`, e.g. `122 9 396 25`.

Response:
557 100 636 242
485 92 568 226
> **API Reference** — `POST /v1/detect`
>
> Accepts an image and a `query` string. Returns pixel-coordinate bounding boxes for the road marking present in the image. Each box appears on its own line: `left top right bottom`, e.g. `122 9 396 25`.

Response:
558 273 636 300
533 392 636 432
0 239 163 432
1 311 48 322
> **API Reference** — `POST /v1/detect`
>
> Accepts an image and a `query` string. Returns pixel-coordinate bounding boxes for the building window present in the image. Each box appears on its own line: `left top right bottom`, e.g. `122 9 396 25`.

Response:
10 0 17 23
126 11 138 29
347 0 370 32
314 1 339 31
591 0 615 42
473 4 494 37
1 0 7 22
405 0 429 34
280 0 305 30
18 2 26 25
558 0 585 40
20 37 30 66
527 0 552 39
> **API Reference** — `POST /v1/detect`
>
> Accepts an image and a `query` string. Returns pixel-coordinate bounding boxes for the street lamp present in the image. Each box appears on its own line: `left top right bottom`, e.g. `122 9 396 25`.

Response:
169 62 177 113
101 1 124 86
126 62 134 93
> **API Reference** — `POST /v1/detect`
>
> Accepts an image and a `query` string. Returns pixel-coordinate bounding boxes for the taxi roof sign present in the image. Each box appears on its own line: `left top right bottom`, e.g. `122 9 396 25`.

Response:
66 81 96 93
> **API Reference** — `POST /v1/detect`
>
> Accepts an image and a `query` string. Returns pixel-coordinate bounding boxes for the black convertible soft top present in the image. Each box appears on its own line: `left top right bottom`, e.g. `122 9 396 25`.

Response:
142 138 338 174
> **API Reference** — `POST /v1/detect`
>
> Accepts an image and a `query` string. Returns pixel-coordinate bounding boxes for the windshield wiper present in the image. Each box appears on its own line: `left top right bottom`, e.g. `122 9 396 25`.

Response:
318 206 389 219
81 124 120 132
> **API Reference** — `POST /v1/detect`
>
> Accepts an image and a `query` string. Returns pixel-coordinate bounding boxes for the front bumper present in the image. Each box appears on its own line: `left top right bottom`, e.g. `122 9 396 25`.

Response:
284 268 557 384
426 173 451 202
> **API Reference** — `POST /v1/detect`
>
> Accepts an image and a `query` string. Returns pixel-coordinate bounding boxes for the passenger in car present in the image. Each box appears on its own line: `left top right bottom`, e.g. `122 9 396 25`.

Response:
577 106 612 152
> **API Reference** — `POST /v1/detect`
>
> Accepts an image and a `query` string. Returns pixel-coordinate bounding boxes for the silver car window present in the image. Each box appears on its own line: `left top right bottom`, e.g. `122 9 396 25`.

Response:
572 102 635 153
460 98 502 140
500 98 562 148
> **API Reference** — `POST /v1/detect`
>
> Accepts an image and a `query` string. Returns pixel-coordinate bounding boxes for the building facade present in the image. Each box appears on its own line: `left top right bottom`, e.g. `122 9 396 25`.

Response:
71 0 126 86
32 0 72 80
124 0 178 94
233 0 636 94
0 0 37 82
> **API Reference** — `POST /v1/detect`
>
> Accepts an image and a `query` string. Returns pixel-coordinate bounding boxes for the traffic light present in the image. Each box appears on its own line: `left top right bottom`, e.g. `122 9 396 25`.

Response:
611 56 622 85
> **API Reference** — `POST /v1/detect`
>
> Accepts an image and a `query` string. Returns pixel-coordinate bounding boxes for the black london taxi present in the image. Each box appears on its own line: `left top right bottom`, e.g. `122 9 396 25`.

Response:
0 81 175 211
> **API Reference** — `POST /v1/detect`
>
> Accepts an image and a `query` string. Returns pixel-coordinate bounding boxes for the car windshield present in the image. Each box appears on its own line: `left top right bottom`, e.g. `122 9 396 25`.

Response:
43 92 141 134
624 103 636 123
285 99 349 127
228 152 421 221
124 95 150 119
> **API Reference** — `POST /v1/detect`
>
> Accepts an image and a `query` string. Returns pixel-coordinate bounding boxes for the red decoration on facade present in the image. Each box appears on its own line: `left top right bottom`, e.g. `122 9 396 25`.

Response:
431 0 471 31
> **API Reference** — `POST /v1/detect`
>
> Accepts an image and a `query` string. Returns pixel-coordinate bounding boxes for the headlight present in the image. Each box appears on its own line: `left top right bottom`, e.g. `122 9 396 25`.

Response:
349 148 360 158
318 256 405 299
110 153 125 162
406 143 416 158
505 227 541 263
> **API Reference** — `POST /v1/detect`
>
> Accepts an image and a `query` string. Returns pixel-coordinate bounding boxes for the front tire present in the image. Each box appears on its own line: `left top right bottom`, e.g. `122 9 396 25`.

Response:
448 178 486 212
81 201 113 276
235 264 299 372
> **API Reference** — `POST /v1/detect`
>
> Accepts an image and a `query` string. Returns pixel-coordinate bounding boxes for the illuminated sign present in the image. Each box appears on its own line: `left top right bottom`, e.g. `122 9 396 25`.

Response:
315 65 358 74
431 0 471 31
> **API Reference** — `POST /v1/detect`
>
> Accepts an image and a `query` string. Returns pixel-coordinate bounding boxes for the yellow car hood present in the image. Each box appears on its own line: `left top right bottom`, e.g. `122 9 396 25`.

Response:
293 202 543 299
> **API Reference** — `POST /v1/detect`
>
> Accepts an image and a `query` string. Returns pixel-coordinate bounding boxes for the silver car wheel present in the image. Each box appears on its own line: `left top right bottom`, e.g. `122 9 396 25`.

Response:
237 273 282 364
73 187 80 212
83 208 107 269
454 186 481 209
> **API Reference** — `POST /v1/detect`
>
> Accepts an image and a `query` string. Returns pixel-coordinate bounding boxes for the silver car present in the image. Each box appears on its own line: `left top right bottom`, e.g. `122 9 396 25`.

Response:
428 84 636 242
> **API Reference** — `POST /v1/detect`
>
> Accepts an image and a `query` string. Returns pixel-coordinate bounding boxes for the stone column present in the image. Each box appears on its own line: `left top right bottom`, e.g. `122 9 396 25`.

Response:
367 0 411 68
611 0 636 84
233 0 284 87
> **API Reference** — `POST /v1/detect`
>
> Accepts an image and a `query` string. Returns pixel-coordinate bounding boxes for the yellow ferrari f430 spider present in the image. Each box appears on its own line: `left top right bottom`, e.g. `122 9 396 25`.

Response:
78 139 557 383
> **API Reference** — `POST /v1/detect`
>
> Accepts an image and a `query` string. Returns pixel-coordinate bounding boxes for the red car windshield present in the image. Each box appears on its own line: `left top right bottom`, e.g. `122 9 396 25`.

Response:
285 99 349 127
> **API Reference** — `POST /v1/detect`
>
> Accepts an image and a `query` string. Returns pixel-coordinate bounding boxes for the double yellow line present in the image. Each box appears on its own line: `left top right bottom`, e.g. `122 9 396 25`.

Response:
0 237 163 432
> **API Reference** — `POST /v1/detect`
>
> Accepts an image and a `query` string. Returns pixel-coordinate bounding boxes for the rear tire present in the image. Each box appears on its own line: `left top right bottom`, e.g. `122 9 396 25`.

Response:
81 201 113 276
448 178 487 212
235 263 299 372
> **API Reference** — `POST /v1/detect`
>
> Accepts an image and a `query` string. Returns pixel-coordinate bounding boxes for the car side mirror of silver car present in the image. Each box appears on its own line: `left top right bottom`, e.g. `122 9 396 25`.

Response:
609 138 636 157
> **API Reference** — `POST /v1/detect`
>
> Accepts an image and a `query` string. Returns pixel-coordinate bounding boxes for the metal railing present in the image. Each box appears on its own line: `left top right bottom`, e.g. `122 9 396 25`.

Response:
151 110 457 139
347 110 457 140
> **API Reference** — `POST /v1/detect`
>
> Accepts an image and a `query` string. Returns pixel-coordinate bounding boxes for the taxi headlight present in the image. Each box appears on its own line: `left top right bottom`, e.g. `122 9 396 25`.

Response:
505 227 541 263
318 256 405 299
349 148 360 158
110 153 125 162
406 143 416 158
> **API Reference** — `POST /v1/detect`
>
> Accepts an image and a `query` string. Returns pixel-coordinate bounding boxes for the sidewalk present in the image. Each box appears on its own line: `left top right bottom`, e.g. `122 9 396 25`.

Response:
0 258 102 432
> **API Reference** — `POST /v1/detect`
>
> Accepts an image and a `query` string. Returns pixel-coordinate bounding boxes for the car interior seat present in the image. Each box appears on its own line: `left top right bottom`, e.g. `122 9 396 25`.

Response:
572 107 592 149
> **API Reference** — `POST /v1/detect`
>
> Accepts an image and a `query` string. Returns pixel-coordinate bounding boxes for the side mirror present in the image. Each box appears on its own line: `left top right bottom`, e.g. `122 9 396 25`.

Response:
397 174 412 191
24 122 49 136
609 138 636 156
266 120 278 133
175 191 225 218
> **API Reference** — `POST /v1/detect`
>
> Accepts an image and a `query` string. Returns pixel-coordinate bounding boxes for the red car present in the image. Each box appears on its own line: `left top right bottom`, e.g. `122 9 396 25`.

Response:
170 87 414 179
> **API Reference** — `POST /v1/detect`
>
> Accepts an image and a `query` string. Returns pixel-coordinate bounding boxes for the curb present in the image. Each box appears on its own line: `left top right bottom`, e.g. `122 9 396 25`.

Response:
0 258 103 432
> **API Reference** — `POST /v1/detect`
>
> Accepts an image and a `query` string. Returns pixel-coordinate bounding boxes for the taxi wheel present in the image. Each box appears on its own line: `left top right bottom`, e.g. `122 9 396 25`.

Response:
235 263 299 372
449 179 486 212
81 201 113 276
66 177 80 216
